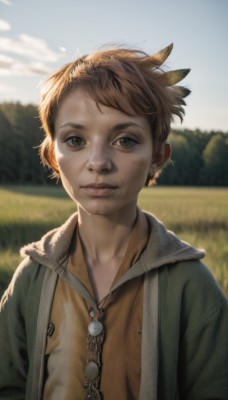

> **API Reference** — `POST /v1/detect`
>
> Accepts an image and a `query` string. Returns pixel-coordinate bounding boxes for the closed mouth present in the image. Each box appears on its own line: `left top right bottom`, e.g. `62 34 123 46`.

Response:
82 183 118 189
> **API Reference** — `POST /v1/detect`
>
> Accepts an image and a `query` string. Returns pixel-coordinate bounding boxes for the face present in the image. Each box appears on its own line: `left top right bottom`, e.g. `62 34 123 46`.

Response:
54 88 155 219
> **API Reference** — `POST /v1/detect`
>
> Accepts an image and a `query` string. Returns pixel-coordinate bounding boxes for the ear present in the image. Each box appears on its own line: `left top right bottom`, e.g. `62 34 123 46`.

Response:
149 142 171 174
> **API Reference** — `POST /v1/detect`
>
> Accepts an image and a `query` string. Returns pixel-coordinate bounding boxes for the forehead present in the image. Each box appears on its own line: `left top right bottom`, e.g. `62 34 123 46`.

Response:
56 87 137 122
54 87 151 133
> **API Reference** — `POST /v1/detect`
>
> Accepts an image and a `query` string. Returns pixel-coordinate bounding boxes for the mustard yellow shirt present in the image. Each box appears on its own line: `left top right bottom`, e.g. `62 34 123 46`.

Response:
44 211 149 399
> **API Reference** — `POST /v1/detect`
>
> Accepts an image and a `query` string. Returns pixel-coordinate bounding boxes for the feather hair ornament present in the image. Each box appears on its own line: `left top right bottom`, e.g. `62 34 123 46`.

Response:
149 43 191 118
151 42 174 65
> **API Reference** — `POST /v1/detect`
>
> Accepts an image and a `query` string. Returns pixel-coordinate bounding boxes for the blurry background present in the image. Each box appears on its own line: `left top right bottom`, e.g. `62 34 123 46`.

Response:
0 0 227 131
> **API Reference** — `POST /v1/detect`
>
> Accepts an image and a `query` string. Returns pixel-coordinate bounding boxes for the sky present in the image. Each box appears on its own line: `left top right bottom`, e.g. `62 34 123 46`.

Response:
0 0 227 131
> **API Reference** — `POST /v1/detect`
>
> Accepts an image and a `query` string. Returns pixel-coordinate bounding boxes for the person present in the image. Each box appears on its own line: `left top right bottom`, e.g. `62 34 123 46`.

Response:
0 43 227 400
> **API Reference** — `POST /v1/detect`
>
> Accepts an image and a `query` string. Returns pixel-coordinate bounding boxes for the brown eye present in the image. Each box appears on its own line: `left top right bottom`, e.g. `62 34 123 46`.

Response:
115 136 138 148
65 136 85 148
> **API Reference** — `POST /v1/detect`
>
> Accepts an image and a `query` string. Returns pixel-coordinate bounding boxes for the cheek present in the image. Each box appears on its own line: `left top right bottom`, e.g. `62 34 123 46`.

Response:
54 144 75 177
55 153 68 171
127 154 152 180
54 151 77 199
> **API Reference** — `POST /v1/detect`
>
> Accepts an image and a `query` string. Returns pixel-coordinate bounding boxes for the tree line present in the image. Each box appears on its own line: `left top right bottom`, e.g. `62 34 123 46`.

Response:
0 102 228 186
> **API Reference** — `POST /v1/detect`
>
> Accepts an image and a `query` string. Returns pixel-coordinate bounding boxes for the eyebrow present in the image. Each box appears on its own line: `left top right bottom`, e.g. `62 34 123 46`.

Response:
112 122 144 131
59 123 86 130
59 121 144 131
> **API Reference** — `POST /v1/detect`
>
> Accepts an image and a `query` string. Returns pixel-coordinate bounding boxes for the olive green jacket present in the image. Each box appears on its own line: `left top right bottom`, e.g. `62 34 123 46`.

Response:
0 211 228 399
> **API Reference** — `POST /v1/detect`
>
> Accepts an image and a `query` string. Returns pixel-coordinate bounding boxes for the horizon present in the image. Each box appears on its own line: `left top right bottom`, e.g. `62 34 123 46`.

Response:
0 0 227 131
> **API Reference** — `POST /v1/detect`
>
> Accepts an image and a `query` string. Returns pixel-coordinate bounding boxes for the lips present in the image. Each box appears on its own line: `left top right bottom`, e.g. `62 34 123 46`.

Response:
81 182 118 196
82 183 117 189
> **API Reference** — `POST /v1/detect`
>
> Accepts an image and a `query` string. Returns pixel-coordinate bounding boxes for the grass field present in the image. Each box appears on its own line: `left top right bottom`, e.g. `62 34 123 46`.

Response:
0 185 227 297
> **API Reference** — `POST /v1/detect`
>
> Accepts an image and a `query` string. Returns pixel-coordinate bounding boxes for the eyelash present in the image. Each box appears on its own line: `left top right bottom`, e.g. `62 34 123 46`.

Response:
64 136 85 148
63 134 139 149
114 136 139 148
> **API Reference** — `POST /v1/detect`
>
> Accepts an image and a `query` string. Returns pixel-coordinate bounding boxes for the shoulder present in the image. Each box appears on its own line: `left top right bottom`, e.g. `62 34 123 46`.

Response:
159 259 226 311
20 212 78 268
166 259 225 298
159 259 228 343
0 256 46 313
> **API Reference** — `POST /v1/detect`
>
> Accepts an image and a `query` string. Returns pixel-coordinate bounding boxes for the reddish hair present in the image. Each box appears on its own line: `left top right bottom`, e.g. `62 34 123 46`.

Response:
39 44 190 180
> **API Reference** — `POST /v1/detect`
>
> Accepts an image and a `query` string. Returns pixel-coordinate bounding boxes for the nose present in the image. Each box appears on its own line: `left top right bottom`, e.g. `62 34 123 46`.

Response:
86 144 112 173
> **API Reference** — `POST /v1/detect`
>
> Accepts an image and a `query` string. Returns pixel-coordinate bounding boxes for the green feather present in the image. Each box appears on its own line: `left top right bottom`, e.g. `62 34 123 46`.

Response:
174 85 191 98
177 97 187 106
164 68 191 85
152 43 173 65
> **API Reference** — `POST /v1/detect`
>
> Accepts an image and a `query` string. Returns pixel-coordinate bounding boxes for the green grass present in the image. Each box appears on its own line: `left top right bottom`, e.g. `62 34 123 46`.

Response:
0 185 227 297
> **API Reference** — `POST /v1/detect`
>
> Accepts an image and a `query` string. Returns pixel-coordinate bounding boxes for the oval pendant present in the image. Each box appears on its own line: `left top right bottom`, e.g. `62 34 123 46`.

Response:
85 361 99 380
88 320 103 336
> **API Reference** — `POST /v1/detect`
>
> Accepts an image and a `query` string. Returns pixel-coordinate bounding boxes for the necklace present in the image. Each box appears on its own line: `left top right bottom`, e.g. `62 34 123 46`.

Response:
84 306 105 399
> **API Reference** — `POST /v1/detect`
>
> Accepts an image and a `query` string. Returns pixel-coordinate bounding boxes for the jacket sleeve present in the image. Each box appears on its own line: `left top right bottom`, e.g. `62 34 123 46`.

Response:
0 258 39 400
178 262 228 400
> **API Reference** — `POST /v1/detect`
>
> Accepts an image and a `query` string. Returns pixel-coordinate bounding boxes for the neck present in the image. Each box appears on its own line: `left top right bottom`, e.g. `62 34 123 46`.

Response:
77 205 138 264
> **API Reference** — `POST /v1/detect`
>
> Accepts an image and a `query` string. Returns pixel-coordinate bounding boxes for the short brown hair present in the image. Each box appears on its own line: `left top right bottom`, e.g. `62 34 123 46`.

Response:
39 43 190 178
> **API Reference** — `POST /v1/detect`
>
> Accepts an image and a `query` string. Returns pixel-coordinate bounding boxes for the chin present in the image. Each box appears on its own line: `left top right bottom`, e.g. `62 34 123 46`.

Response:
78 200 139 221
80 206 117 217
76 199 126 218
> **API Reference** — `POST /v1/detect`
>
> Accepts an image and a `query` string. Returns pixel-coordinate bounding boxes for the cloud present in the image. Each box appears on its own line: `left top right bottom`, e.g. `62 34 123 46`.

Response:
0 32 67 76
0 0 11 4
28 61 51 75
0 19 11 31
0 54 15 69
0 54 52 76
0 34 62 62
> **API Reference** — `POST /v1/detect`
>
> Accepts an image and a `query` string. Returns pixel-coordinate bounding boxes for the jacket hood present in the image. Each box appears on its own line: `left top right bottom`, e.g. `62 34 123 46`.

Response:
21 213 78 270
20 211 205 276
